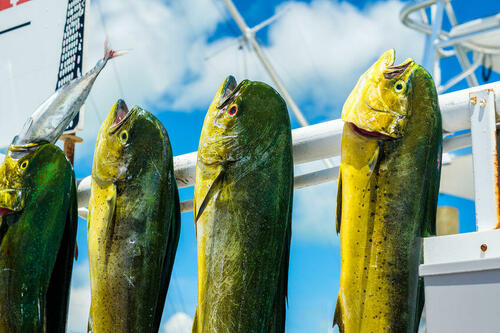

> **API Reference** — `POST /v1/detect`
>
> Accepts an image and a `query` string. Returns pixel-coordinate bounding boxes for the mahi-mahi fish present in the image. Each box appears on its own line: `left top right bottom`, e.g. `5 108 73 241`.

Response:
0 139 78 332
334 49 442 333
87 100 180 332
192 76 294 332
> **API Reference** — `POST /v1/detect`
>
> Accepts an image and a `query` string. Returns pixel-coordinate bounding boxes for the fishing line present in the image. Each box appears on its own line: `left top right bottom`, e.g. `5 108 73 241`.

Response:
94 0 125 98
296 20 332 105
255 36 309 98
242 43 248 79
89 96 102 124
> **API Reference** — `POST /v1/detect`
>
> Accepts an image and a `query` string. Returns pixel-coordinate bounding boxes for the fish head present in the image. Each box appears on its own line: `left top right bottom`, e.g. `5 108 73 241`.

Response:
0 143 45 216
93 99 171 182
342 49 418 139
199 75 289 165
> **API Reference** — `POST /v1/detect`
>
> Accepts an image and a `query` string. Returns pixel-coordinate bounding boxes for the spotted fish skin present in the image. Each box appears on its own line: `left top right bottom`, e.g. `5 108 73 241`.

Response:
87 100 180 333
334 50 442 333
192 76 293 333
0 143 78 332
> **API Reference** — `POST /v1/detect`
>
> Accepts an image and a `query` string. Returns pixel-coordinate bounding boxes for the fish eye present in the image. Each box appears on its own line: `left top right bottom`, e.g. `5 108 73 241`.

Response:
119 130 128 143
20 160 29 170
228 105 238 116
394 80 405 93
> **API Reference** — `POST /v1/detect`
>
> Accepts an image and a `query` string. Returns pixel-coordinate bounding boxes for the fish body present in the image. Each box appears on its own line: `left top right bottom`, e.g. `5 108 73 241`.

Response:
88 100 180 332
192 76 293 332
334 50 442 333
14 43 125 146
0 143 78 332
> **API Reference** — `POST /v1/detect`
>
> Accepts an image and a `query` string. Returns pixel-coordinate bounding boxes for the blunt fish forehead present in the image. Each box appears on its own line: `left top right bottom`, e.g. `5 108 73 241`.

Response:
93 100 134 181
342 49 418 138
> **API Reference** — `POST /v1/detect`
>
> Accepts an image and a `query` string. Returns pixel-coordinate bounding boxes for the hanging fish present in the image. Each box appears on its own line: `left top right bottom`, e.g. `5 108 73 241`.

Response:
334 49 442 332
0 143 78 332
13 41 127 146
192 76 293 332
87 100 180 332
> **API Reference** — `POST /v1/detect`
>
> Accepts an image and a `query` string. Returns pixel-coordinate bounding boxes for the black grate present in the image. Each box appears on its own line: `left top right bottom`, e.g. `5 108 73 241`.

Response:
56 0 86 132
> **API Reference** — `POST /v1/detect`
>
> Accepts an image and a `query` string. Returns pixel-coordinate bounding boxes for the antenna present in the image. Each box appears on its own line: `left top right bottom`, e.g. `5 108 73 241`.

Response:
221 0 308 126
221 0 333 168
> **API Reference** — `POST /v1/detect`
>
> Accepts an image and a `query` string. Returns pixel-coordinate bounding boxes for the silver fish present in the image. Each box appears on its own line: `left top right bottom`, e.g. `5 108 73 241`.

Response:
13 42 127 146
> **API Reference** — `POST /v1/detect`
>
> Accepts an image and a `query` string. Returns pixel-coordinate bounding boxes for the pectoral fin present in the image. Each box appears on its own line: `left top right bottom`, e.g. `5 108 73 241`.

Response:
363 142 382 196
103 184 117 265
333 296 345 332
194 166 225 223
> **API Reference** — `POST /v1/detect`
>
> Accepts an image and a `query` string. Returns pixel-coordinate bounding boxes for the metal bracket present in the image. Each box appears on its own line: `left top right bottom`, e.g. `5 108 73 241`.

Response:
469 89 500 230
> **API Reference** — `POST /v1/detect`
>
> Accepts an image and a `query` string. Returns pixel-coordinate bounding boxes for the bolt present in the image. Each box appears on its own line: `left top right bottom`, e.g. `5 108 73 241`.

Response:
480 98 487 108
481 243 488 252
470 96 477 105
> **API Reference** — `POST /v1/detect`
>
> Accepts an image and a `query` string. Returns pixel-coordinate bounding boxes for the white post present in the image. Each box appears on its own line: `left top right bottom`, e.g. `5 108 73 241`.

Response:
469 89 500 230
422 0 444 78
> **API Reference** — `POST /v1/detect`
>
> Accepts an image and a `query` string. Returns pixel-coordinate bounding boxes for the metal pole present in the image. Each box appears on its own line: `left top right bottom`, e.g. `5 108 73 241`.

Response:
76 81 500 218
221 0 309 127
422 0 444 77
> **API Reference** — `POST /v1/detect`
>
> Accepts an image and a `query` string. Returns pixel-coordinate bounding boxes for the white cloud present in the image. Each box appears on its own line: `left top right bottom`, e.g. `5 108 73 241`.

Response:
264 0 423 113
0 0 424 164
75 0 424 164
293 161 339 244
163 312 193 333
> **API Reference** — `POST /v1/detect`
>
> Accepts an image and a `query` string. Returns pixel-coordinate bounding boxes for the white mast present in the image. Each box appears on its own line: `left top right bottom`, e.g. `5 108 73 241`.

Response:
221 0 334 168
221 0 309 127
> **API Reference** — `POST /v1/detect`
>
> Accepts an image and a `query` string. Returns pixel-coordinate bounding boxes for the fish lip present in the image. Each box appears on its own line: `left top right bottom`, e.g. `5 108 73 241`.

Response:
383 58 415 79
222 75 238 99
0 188 24 214
109 100 134 134
217 79 250 110
0 207 14 217
348 122 394 140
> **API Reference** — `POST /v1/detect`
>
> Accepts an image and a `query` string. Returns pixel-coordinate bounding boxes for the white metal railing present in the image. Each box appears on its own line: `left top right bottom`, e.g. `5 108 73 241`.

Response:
400 0 500 93
75 81 500 218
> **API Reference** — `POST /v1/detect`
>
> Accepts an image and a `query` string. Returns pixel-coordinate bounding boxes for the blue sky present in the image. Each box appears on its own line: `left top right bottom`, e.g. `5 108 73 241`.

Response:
61 0 500 332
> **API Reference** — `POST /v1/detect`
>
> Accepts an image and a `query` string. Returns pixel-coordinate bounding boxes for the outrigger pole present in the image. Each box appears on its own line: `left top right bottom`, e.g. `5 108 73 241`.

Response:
222 0 308 126
221 0 333 168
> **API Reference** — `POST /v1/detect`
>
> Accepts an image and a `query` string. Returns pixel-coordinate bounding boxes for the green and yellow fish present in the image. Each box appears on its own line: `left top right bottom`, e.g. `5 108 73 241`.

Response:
192 76 294 332
87 100 180 332
0 143 78 332
334 49 442 332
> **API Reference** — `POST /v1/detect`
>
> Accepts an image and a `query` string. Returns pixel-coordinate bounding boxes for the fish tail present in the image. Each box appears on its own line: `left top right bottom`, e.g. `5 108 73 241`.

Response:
103 40 129 61
333 296 345 333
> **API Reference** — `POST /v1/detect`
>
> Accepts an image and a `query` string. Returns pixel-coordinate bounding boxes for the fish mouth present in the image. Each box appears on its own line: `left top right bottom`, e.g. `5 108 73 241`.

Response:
0 207 14 217
109 99 133 133
348 122 394 140
0 188 24 215
218 76 249 110
383 58 415 79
